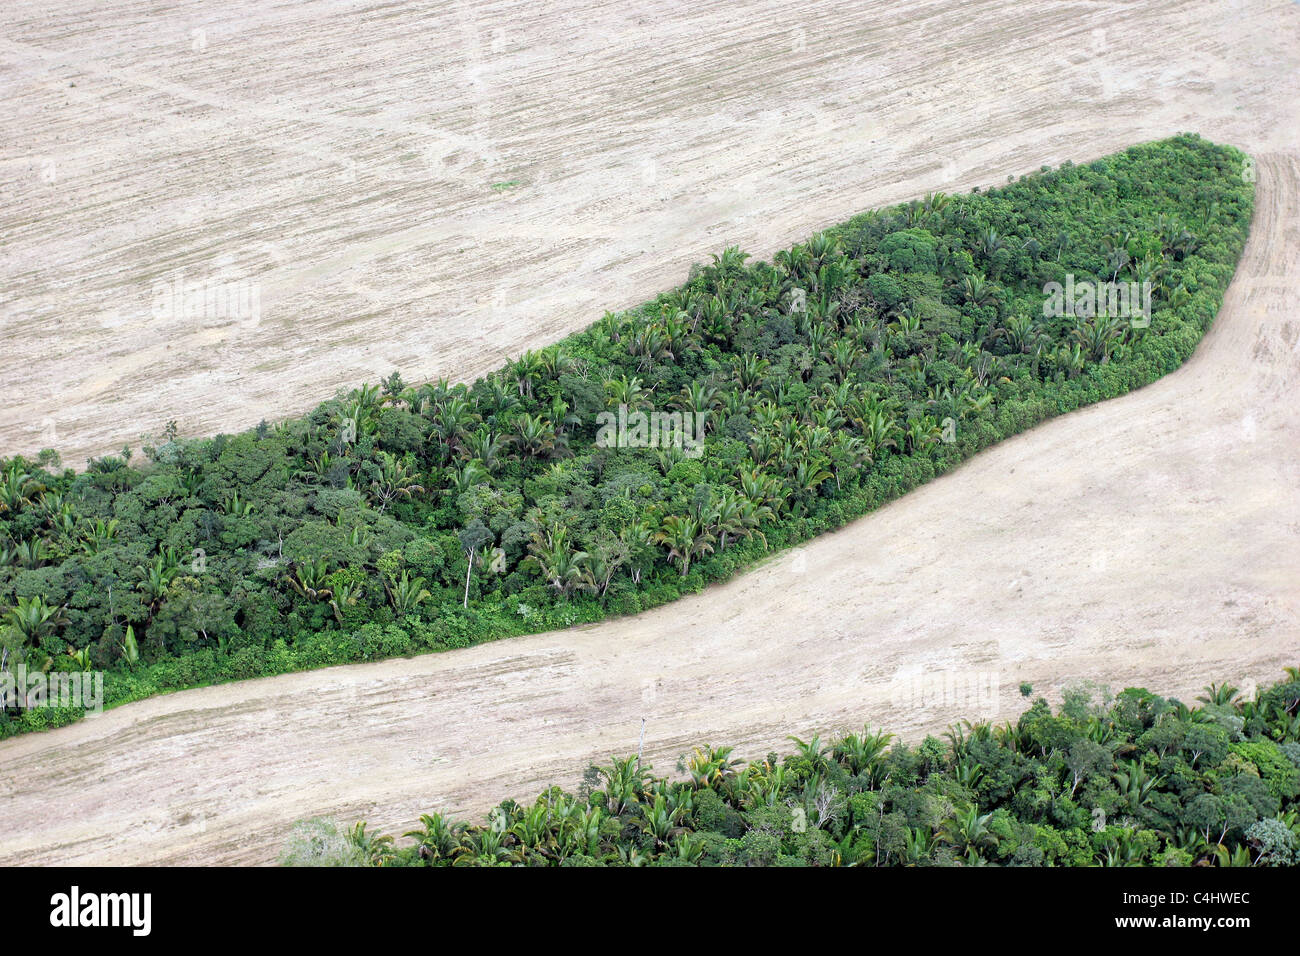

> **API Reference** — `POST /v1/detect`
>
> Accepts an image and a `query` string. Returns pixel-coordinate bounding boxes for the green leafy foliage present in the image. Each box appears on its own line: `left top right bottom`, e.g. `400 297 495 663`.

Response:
0 136 1255 737
340 669 1300 867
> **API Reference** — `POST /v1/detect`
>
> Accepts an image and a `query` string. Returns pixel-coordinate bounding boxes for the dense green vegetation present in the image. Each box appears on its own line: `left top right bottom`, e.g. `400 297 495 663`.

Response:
0 135 1253 736
285 671 1300 867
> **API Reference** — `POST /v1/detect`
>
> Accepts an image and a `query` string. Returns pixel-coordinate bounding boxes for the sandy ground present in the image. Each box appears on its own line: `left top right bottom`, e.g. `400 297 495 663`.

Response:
1 0 1299 864
1 0 1296 464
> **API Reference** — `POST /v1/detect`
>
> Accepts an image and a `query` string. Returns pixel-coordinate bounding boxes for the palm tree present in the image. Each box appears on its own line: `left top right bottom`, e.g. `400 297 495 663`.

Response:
1101 231 1132 281
710 245 751 285
978 227 1006 262
427 395 479 463
510 413 560 460
522 526 592 597
444 459 489 499
119 624 140 665
710 489 748 551
367 452 424 513
805 231 842 272
751 400 782 432
479 377 520 423
734 497 773 548
888 307 924 339
2 595 68 649
824 339 861 382
79 518 120 555
538 345 576 379
669 832 706 863
901 826 936 865
461 428 509 473
659 310 698 359
788 457 833 513
961 273 995 307
505 350 545 399
698 294 736 346
1213 843 1253 868
403 813 466 865
221 490 254 517
743 759 789 809
673 380 721 419
1003 313 1036 354
14 538 49 570
923 190 951 221
774 243 812 281
1198 682 1243 707
903 415 943 454
1057 342 1086 379
385 571 431 614
834 728 894 777
0 464 45 515
639 794 686 851
605 374 651 411
597 309 627 345
686 745 743 790
508 801 561 861
42 497 77 541
599 756 649 814
852 404 901 458
733 353 770 392
289 558 333 602
348 381 383 411
628 325 674 373
296 449 336 485
738 467 783 510
788 734 831 776
547 394 581 439
348 822 396 866
451 827 521 866
938 805 998 856
1074 315 1125 364
1114 761 1163 813
1130 251 1164 289
135 549 181 611
652 514 715 577
329 581 363 624
826 434 872 489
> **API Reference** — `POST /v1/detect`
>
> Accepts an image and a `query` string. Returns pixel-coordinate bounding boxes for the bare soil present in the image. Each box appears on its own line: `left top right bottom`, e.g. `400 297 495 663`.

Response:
0 0 1298 864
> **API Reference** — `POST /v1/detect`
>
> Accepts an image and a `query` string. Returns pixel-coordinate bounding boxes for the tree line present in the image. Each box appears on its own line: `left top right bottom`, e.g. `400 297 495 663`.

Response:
0 134 1255 736
285 670 1300 867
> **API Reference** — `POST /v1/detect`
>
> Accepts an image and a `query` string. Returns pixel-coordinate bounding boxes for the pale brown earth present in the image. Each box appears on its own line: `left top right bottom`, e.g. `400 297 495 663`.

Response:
1 0 1299 865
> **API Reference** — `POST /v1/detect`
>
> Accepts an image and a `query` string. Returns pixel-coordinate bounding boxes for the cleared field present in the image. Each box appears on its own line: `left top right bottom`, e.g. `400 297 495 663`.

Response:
1 0 1296 464
1 153 1298 865
1 0 1299 865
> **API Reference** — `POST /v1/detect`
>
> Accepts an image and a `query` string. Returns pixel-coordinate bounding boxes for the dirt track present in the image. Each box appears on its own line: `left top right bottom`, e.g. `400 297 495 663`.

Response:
1 0 1299 865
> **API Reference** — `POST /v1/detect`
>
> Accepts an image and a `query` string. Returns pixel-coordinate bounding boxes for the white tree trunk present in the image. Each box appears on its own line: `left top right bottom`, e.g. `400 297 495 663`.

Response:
463 547 474 608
